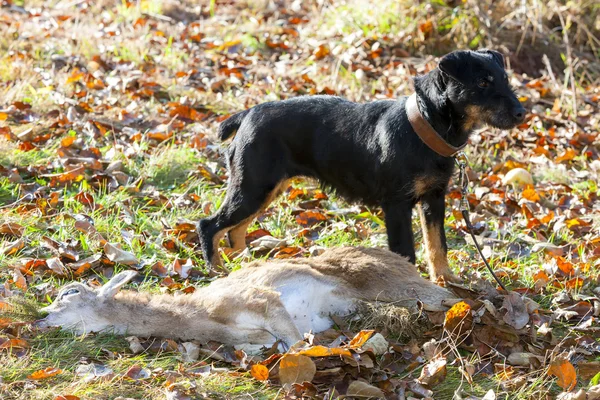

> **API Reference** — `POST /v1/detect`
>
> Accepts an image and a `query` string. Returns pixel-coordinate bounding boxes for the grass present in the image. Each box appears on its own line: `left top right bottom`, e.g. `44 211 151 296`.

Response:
1 0 599 398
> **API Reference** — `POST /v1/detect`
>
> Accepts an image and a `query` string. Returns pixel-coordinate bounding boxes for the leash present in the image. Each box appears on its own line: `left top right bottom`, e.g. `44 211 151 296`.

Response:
455 152 508 291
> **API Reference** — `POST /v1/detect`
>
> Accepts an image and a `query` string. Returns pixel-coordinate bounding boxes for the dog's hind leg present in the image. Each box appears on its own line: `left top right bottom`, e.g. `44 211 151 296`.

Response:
226 179 290 253
198 177 289 270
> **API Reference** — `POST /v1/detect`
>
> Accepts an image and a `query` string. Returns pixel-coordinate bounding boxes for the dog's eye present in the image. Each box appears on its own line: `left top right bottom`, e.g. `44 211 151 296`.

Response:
477 79 489 88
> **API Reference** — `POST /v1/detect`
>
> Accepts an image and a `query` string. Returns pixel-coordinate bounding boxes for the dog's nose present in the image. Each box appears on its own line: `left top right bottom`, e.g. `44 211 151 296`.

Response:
513 106 526 121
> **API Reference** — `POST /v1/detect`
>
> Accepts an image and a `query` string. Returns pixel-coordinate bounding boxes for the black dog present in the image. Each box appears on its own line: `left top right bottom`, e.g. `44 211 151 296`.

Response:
198 49 525 281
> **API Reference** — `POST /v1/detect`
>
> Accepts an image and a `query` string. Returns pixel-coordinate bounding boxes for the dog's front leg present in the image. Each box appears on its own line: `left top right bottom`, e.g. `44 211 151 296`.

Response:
418 193 459 282
383 201 416 264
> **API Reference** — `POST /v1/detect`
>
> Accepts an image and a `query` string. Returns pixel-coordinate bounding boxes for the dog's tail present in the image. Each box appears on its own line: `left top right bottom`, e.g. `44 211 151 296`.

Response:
218 109 250 141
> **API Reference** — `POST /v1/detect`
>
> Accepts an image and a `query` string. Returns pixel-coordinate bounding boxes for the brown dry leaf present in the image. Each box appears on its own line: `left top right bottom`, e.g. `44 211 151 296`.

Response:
501 292 529 330
13 268 27 290
494 364 515 381
151 261 169 277
548 359 577 391
418 357 447 387
0 222 25 237
250 364 269 381
346 380 385 398
68 254 102 276
313 44 329 59
274 247 301 259
28 367 63 380
0 338 30 349
173 259 193 278
75 191 95 208
54 396 80 400
576 361 600 380
348 330 375 348
443 301 473 335
245 229 272 244
555 148 577 163
278 354 316 387
3 238 24 256
295 211 328 227
103 242 138 265
125 364 151 380
47 257 68 276
74 220 107 245
297 345 351 358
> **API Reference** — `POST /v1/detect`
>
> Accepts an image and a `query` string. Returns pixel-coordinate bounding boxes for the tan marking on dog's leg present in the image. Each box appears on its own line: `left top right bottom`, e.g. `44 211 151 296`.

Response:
418 205 458 283
226 179 291 253
211 227 228 268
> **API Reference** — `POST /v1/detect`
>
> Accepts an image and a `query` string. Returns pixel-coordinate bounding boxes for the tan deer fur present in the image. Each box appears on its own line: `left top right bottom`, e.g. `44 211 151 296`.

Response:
38 247 453 350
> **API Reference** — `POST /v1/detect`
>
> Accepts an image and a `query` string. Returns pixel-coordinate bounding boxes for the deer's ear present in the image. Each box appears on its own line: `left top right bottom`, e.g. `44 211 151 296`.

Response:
98 271 138 299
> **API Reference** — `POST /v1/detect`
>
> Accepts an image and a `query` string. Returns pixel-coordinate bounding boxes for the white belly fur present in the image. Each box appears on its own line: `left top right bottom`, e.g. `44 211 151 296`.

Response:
276 276 355 335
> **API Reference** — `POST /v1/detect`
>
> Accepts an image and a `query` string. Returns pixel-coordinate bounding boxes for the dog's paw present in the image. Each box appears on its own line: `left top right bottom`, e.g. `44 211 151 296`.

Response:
431 270 462 285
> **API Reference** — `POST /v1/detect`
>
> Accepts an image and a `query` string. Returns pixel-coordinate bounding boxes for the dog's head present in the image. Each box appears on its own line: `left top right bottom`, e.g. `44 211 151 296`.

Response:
438 49 526 130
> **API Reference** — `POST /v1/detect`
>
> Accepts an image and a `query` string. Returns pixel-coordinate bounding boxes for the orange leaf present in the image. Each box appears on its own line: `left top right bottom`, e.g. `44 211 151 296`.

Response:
250 364 269 381
54 396 80 400
555 148 577 163
313 44 329 60
278 354 316 386
28 367 63 380
0 338 29 349
566 277 584 290
295 211 328 227
444 301 473 335
419 20 433 34
521 187 541 202
548 359 577 391
556 257 575 276
348 330 375 348
297 345 351 358
274 247 301 259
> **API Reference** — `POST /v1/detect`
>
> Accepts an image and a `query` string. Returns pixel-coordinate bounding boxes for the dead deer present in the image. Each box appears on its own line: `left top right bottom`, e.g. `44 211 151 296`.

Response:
37 247 453 350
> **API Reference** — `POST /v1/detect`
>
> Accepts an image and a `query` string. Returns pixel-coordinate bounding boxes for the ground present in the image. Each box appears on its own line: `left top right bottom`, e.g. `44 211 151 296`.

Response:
0 0 599 399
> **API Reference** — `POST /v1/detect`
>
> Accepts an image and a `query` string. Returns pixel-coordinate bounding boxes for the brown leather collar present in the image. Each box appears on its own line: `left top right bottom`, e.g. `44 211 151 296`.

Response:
405 93 467 157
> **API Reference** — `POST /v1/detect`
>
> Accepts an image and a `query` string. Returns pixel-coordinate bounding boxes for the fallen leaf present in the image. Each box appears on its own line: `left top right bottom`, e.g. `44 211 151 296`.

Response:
501 292 529 330
28 367 63 380
125 364 151 380
250 364 269 381
173 259 193 278
295 211 328 227
418 357 447 387
348 330 375 348
548 359 577 391
3 238 24 255
54 396 80 400
444 301 473 335
103 242 139 265
278 354 316 387
296 345 351 358
47 257 68 276
0 222 25 237
346 380 385 397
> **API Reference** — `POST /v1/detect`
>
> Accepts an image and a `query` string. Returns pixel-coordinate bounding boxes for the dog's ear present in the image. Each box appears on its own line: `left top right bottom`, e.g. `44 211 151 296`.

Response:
478 49 505 68
438 51 470 81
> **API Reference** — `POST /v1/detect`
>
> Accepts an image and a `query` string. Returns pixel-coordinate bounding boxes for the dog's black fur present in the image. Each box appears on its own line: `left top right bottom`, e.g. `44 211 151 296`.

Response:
198 49 526 281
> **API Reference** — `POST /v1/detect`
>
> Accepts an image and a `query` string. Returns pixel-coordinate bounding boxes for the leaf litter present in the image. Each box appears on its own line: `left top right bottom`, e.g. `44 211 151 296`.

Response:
0 0 599 398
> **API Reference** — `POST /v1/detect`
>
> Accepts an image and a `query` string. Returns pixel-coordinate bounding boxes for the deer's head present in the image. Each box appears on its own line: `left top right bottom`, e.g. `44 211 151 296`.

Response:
37 271 137 334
